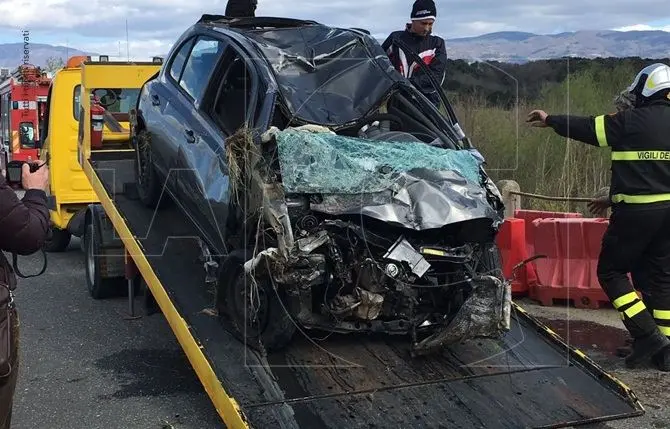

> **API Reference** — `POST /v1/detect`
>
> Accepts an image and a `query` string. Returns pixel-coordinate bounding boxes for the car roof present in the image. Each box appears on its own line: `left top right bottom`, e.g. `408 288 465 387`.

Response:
195 15 404 127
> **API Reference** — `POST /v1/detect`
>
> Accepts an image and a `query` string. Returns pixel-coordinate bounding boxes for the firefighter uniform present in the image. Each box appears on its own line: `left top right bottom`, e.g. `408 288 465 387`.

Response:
532 63 670 369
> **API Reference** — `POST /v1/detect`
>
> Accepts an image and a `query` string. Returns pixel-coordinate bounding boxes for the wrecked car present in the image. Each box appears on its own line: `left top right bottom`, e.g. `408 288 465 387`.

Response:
130 15 510 355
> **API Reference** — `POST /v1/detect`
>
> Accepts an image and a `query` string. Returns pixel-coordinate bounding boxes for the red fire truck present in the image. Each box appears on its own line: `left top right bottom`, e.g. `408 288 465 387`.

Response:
0 64 51 178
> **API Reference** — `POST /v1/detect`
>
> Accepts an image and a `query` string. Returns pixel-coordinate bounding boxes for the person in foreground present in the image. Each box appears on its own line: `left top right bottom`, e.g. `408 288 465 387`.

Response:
527 63 670 370
0 161 50 428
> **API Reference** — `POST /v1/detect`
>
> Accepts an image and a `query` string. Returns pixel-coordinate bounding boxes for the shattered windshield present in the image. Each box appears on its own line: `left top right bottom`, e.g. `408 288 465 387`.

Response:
241 25 402 126
268 128 499 230
275 129 483 194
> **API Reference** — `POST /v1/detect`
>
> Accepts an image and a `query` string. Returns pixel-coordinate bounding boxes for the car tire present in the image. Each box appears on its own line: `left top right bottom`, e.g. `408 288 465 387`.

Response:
44 227 71 252
217 249 296 352
134 129 163 209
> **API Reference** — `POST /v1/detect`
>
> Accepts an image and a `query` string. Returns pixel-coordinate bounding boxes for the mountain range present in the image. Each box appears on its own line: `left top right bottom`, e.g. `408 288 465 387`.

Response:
443 29 670 63
1 29 670 70
0 43 90 70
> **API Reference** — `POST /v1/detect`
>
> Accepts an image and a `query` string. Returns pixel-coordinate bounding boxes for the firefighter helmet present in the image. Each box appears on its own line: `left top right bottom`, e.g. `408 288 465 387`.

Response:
627 63 670 99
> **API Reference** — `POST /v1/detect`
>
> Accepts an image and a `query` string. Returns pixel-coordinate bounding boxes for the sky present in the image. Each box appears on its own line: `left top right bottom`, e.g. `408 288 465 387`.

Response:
0 0 669 60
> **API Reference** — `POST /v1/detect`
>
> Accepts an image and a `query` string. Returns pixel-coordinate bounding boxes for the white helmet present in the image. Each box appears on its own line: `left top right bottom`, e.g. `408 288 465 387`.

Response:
627 63 670 99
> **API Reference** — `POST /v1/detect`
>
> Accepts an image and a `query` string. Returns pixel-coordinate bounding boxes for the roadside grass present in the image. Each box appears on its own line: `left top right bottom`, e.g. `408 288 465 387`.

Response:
448 62 638 212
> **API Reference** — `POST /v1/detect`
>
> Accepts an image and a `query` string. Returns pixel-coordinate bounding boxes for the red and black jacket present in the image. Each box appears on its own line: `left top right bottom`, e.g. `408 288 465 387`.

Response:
381 29 447 98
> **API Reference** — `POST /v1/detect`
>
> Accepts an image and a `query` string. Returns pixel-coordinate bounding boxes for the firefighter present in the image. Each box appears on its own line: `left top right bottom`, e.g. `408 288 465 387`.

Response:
589 193 666 366
527 63 670 370
381 0 447 107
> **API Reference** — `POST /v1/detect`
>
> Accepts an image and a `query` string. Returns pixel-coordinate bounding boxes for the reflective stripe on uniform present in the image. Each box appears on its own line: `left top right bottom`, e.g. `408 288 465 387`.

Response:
653 310 670 336
612 291 638 308
612 291 647 319
611 193 670 204
624 301 646 318
595 115 608 147
612 150 670 161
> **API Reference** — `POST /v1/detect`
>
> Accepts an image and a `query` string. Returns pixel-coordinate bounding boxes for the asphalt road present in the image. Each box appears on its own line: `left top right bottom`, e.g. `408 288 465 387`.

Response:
7 239 225 429
5 227 667 429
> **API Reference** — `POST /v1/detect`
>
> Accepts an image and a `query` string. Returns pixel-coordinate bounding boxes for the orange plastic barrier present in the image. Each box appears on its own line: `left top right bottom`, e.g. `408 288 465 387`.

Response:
513 209 582 258
495 218 536 295
530 218 611 309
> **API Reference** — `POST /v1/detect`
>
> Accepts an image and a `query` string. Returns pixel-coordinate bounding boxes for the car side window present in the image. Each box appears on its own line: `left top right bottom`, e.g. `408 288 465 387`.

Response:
179 37 224 101
168 38 195 83
210 48 254 134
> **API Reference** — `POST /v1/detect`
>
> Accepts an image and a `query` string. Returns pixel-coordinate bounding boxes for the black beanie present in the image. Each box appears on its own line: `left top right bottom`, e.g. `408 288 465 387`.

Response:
411 0 436 21
225 0 257 18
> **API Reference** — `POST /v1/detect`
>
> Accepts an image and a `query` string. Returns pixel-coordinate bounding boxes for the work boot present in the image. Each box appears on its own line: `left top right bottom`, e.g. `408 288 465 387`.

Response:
625 330 670 368
651 340 670 371
616 337 634 357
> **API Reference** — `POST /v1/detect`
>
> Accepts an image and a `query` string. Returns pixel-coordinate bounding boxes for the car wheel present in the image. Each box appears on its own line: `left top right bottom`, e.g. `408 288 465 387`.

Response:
134 129 163 208
44 227 71 252
217 249 296 352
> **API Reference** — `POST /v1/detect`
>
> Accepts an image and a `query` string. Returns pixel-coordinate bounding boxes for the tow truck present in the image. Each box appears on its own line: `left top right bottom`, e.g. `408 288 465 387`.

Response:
38 55 158 253
74 50 644 429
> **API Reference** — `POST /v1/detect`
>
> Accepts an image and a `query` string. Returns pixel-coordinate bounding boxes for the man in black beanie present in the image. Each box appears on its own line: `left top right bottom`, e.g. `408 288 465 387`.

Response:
382 0 447 107
225 0 257 17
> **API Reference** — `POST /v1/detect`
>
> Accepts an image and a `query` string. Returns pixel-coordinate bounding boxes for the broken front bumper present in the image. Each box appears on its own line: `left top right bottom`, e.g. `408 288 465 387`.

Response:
412 274 512 356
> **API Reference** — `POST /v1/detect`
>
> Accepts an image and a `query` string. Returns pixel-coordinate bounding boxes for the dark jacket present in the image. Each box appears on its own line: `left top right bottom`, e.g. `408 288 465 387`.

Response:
381 29 447 100
546 98 670 206
0 175 50 305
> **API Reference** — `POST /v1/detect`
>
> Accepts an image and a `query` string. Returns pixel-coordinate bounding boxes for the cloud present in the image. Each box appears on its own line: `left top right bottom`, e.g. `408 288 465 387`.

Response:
0 0 669 58
613 24 670 32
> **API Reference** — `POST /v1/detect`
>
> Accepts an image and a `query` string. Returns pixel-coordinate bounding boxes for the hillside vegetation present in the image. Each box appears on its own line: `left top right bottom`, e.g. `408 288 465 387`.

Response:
445 57 666 212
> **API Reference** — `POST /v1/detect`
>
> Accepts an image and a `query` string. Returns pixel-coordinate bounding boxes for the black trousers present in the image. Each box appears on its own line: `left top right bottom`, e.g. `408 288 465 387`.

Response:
597 204 670 339
0 308 18 429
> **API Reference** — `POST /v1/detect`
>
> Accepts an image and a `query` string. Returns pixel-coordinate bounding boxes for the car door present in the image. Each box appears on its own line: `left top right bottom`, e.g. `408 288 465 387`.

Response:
169 35 230 253
144 36 196 186
188 43 261 256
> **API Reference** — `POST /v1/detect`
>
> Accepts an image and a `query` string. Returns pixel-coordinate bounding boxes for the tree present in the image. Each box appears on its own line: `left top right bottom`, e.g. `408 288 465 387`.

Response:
44 56 65 74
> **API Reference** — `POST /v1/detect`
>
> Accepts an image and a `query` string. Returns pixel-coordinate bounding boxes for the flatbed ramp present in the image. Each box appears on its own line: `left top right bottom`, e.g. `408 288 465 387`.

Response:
86 157 644 429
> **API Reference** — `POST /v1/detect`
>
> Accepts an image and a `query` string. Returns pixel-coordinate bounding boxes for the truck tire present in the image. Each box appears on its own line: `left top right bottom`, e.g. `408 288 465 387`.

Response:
84 222 124 299
134 129 164 209
217 249 296 352
44 227 71 252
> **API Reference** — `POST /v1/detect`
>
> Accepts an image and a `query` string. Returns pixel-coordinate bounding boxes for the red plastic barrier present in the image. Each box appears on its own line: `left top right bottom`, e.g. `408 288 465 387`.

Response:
530 218 611 309
495 218 532 295
514 209 582 258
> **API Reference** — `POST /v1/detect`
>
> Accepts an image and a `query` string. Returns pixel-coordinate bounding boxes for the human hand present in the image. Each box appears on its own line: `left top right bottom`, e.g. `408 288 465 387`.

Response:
526 110 548 127
587 196 611 217
21 161 49 191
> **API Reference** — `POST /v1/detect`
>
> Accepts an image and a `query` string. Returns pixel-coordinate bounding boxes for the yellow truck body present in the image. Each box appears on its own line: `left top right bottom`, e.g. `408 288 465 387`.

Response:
39 55 161 251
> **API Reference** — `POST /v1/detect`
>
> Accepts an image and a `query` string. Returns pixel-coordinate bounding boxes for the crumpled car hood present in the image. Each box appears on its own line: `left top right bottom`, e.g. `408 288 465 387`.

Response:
270 128 502 230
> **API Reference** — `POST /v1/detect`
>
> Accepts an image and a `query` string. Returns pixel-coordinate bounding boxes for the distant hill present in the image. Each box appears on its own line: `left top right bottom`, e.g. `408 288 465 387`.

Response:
2 29 670 70
0 43 92 69
444 30 670 63
444 56 670 108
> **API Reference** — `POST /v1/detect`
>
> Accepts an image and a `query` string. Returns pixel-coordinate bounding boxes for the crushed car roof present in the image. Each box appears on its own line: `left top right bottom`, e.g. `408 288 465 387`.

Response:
201 15 406 126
